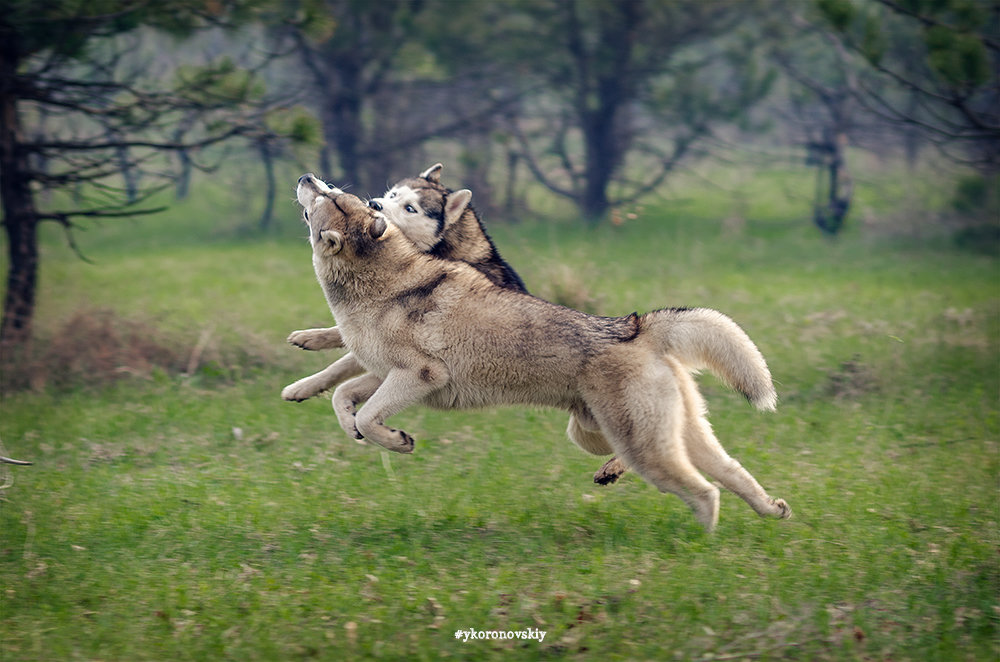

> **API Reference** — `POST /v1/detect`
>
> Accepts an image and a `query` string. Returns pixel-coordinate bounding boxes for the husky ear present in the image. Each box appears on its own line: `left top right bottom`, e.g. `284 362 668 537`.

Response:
443 189 472 229
319 229 344 254
419 163 443 183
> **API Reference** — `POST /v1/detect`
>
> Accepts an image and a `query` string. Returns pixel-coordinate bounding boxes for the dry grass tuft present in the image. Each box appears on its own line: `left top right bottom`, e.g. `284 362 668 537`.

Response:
534 263 605 315
2 309 206 392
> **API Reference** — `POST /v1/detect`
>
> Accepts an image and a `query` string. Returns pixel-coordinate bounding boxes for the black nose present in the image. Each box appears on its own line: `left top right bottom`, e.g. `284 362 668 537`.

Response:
368 200 382 211
298 174 312 184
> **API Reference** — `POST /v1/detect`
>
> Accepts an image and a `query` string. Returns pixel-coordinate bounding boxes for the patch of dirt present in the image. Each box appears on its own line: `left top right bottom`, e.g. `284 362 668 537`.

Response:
825 355 879 400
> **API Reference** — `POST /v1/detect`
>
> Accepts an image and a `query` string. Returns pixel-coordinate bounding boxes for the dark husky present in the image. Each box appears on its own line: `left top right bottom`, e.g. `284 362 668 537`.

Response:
368 163 527 292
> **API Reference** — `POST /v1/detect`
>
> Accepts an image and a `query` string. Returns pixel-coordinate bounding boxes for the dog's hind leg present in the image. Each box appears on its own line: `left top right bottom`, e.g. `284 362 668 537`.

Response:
683 414 790 520
567 409 613 456
351 365 448 455
282 352 366 402
566 409 631 486
669 358 791 520
332 372 382 441
586 365 720 532
611 427 720 532
287 326 344 351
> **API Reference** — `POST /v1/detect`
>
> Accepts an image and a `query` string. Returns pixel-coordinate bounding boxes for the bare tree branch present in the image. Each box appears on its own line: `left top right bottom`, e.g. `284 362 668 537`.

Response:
609 129 703 207
874 0 1000 52
26 125 255 153
509 117 577 201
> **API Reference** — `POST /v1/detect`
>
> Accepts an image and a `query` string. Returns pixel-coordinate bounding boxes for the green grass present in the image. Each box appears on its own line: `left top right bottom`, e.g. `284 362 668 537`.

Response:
1 162 998 660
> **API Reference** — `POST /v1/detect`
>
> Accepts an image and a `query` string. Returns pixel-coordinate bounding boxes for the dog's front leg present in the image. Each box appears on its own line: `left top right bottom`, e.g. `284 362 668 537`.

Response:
332 373 383 440
282 352 366 402
353 366 447 454
287 326 344 351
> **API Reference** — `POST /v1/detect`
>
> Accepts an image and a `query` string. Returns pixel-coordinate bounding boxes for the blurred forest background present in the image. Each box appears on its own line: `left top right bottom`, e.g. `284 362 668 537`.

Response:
2 3 998 659
1 0 997 359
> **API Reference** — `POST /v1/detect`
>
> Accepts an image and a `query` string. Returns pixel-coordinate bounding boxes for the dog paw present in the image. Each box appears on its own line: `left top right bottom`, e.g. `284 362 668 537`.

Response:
593 457 627 485
392 430 415 454
333 399 362 440
356 417 415 454
282 382 319 402
372 429 414 454
287 329 333 351
772 498 792 519
336 415 361 441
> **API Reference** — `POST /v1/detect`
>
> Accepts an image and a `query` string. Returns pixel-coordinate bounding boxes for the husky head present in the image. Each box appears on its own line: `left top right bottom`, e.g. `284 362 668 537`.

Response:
296 173 390 263
369 163 528 293
367 163 472 253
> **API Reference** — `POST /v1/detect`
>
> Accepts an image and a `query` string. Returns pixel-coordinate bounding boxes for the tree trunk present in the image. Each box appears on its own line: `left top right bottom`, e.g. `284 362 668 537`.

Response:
826 132 852 233
579 108 617 223
503 149 521 220
173 117 195 200
0 48 40 358
326 65 364 188
811 131 852 235
258 137 276 231
459 130 497 219
115 143 138 204
0 201 38 358
175 147 192 200
566 0 634 224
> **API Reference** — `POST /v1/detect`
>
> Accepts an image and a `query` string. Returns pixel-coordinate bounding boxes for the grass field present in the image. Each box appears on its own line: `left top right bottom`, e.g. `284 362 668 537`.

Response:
1 162 997 660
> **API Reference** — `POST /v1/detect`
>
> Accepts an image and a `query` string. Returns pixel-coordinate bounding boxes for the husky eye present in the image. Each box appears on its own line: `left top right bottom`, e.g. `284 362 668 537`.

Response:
303 210 309 220
405 205 417 213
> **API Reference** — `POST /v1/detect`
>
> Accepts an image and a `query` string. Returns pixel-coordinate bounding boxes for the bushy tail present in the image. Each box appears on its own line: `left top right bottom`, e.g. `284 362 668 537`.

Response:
640 308 777 411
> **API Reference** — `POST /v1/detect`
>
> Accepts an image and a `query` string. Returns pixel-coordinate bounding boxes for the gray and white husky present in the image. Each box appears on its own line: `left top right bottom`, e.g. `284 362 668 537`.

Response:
287 177 791 531
282 164 637 483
